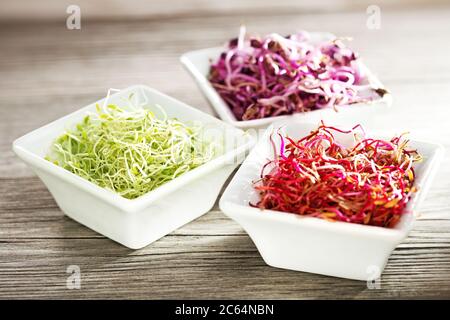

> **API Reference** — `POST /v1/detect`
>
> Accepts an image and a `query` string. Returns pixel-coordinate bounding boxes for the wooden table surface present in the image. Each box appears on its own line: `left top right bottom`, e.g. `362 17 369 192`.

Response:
1 3 450 299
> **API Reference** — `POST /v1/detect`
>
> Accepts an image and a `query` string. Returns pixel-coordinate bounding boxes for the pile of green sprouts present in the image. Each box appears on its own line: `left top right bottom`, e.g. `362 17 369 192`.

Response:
46 102 219 199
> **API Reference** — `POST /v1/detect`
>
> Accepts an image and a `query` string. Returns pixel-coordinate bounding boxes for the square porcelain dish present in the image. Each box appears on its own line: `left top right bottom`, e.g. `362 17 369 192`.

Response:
13 85 255 249
181 32 392 129
219 119 444 280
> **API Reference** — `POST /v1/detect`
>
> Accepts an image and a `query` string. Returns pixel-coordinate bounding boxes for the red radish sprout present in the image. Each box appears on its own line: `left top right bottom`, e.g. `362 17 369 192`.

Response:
252 123 422 228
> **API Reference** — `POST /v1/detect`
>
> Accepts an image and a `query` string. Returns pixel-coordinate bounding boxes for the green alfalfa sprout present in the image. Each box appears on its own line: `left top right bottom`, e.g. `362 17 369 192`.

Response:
45 103 220 199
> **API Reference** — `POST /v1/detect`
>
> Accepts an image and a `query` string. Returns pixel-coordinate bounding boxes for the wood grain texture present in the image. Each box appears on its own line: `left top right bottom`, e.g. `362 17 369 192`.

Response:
1 0 448 22
1 3 450 299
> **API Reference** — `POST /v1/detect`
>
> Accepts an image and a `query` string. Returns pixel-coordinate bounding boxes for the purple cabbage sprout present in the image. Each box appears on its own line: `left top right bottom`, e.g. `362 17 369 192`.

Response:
209 27 383 121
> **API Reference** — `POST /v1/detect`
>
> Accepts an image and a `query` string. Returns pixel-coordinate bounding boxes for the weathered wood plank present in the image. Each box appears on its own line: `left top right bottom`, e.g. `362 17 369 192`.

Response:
1 0 448 22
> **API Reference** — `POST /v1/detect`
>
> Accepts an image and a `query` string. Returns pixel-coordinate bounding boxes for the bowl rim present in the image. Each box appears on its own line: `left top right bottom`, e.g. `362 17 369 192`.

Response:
180 39 393 129
12 84 255 213
219 119 445 238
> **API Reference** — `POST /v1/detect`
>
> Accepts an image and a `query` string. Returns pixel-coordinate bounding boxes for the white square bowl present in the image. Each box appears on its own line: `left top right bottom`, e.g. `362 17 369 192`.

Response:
180 32 392 129
219 119 444 280
13 85 255 249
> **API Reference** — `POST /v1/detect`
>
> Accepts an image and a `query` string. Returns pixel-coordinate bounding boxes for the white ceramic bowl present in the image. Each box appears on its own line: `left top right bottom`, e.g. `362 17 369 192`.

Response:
219 120 444 280
181 32 392 129
13 85 255 249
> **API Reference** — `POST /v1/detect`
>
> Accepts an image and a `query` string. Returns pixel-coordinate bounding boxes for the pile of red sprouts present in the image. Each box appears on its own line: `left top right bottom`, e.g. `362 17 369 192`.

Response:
209 27 383 121
252 123 422 228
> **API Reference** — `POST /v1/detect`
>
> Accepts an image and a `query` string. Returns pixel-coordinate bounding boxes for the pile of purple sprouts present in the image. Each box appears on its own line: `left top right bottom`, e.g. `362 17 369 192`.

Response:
209 27 382 121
